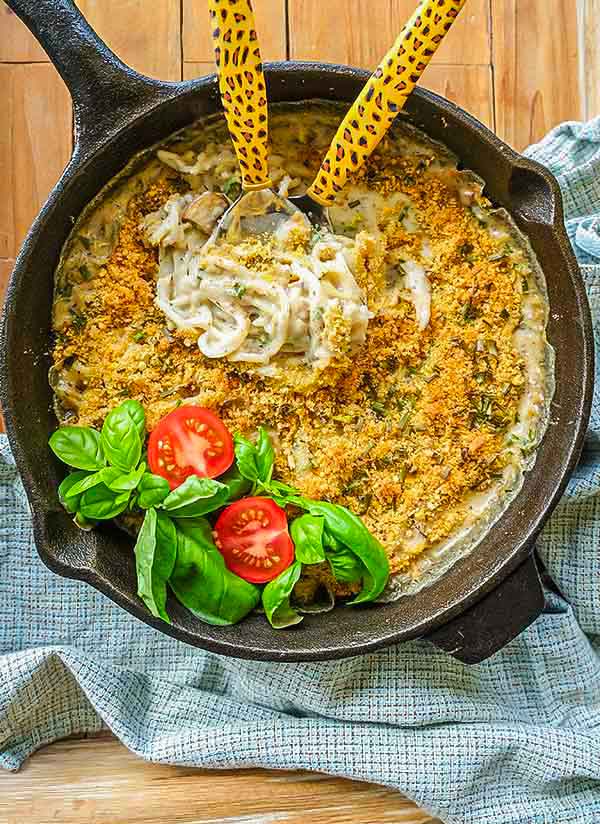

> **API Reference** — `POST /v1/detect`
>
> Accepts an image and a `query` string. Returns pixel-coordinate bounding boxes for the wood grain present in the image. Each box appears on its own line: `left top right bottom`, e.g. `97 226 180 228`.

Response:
183 61 215 80
0 735 442 824
422 65 494 128
0 64 72 258
0 5 48 62
76 0 182 81
183 0 287 63
288 0 491 67
492 0 582 151
0 259 14 303
580 0 600 119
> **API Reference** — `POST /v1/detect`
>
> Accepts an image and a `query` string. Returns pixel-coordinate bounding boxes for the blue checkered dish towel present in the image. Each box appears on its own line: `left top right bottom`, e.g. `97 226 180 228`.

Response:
2 119 600 824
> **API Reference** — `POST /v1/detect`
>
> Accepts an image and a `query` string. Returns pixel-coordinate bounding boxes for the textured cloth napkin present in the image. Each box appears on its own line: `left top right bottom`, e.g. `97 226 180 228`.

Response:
2 119 600 824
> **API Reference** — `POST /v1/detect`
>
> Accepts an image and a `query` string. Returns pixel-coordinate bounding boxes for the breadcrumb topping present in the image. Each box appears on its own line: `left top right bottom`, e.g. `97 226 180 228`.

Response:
51 109 547 580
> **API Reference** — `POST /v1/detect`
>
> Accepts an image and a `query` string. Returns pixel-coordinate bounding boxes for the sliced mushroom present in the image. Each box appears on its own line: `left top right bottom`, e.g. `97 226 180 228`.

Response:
182 192 229 235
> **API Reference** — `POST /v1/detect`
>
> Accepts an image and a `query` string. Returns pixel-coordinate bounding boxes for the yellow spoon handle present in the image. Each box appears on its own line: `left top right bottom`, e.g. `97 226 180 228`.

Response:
208 0 272 191
307 0 467 206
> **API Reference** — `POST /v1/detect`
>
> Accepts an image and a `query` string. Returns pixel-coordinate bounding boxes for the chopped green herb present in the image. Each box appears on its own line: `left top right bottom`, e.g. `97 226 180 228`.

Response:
521 277 529 293
78 235 91 250
500 308 510 321
371 401 387 417
69 309 87 331
79 264 92 281
133 330 146 342
233 282 246 299
222 175 241 198
462 300 480 323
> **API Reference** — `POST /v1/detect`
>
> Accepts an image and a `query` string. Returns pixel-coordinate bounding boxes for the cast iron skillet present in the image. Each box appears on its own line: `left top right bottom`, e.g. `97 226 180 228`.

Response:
1 0 594 664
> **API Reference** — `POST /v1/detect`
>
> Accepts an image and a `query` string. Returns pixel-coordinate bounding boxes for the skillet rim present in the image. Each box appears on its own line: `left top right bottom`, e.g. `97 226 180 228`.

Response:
0 62 594 661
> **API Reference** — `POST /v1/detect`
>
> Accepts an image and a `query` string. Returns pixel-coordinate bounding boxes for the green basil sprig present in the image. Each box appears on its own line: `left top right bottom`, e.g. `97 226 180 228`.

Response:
218 465 252 501
262 561 303 628
134 508 177 623
49 426 105 471
169 519 260 625
289 499 389 604
137 473 171 509
232 427 390 606
58 471 90 514
78 483 131 520
101 400 144 471
160 476 229 518
290 514 326 565
325 540 366 583
50 400 150 523
234 427 274 486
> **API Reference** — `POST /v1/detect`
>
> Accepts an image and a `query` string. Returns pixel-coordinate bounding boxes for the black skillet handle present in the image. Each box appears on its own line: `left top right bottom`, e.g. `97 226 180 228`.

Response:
5 0 179 158
426 552 545 664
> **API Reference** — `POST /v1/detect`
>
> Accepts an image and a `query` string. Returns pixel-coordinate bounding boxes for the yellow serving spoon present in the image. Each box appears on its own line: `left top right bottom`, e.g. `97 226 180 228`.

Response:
209 0 467 236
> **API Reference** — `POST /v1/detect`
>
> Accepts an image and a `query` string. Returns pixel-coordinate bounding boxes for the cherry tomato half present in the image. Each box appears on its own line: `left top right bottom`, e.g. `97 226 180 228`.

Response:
213 497 294 583
148 406 234 490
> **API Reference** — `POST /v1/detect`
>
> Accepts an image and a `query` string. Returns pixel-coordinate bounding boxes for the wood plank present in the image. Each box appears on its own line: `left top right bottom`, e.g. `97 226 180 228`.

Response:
76 0 182 81
422 64 494 128
288 0 491 67
0 736 442 824
581 0 600 119
0 67 14 259
183 62 215 81
0 65 72 259
0 259 14 304
492 0 582 151
183 0 287 63
0 5 48 62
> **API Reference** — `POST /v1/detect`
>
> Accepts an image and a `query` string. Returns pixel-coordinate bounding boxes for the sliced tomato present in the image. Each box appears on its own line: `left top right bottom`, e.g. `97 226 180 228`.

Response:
148 406 234 490
213 497 294 583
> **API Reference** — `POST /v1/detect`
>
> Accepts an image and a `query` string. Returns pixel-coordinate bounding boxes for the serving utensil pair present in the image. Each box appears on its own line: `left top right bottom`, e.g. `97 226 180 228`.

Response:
209 0 468 239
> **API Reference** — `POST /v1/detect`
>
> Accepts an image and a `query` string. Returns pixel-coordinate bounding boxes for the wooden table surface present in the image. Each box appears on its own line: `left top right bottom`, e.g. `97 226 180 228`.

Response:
0 2 598 822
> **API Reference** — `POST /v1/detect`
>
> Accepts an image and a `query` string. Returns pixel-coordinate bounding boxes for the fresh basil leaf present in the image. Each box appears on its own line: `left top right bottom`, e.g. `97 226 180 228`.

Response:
234 433 261 482
161 475 229 518
326 542 366 583
262 561 303 628
58 470 90 514
78 483 131 520
104 462 146 492
101 402 143 472
49 426 105 471
264 479 298 508
234 428 275 485
137 472 171 509
218 465 252 501
119 399 146 439
287 497 389 604
256 427 275 482
65 468 115 499
290 514 326 565
169 519 260 625
134 508 177 624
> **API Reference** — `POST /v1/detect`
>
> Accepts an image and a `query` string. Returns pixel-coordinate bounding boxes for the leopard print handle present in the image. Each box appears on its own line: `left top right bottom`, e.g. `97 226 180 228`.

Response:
307 0 467 206
208 0 272 192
